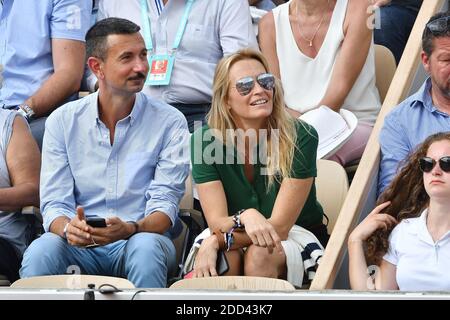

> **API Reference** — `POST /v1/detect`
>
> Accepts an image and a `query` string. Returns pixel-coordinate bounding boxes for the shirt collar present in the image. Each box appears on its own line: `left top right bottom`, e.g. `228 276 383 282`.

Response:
91 91 144 127
408 208 450 245
405 208 434 245
409 78 449 116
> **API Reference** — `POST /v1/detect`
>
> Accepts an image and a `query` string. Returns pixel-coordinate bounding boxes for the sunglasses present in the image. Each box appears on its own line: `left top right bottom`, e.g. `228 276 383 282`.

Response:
426 16 450 33
419 156 450 173
233 73 275 96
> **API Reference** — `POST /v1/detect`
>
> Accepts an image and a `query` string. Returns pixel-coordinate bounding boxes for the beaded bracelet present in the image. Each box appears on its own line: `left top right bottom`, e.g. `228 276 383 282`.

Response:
232 209 246 229
225 228 235 252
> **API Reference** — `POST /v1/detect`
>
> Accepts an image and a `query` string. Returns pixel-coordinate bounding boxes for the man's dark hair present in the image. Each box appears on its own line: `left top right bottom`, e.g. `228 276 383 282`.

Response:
422 11 450 57
85 17 141 60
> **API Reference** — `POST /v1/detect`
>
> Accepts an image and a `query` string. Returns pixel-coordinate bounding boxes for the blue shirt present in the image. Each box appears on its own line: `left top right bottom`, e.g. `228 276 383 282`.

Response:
378 78 450 195
40 92 190 233
0 0 91 107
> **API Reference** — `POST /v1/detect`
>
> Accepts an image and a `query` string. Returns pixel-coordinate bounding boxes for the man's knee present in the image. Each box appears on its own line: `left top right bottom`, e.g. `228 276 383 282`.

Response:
126 233 175 270
20 233 67 277
125 233 176 287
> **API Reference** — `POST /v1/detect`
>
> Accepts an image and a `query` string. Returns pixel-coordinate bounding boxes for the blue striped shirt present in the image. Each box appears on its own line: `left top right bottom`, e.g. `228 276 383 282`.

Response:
40 92 190 233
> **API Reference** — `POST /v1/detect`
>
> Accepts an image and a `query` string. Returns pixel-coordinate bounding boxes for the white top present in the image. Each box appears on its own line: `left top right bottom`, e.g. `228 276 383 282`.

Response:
383 209 450 291
0 110 29 256
95 0 257 104
273 0 381 124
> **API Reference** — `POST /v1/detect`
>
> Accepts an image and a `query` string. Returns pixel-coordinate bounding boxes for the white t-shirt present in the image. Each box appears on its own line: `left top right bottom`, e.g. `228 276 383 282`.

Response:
383 209 450 291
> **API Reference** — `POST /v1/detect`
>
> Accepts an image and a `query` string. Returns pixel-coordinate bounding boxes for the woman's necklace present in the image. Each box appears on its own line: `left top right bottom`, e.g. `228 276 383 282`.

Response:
295 0 330 47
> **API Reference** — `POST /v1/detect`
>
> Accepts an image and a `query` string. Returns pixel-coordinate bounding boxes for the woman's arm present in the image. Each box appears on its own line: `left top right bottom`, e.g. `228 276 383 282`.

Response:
348 202 398 290
197 181 281 252
268 177 314 239
258 12 281 79
319 0 372 111
197 181 234 232
0 116 40 211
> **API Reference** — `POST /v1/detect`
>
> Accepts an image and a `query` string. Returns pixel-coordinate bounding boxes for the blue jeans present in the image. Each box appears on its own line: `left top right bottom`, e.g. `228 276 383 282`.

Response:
20 232 176 288
374 4 419 64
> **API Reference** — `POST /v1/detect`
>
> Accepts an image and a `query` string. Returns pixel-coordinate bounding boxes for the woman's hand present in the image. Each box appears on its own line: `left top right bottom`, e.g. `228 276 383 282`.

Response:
240 209 282 254
348 202 397 243
193 235 220 278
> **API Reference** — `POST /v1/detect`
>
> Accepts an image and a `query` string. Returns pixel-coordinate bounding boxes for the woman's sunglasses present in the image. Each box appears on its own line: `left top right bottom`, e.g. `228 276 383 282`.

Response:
419 156 450 173
426 16 450 34
233 73 275 96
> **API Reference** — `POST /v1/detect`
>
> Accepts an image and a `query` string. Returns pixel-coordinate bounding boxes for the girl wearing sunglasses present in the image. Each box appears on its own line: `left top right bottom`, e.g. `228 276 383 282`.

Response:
189 49 327 284
349 132 450 291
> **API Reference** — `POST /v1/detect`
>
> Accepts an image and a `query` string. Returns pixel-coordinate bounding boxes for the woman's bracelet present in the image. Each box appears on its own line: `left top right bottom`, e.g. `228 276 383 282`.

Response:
232 209 246 229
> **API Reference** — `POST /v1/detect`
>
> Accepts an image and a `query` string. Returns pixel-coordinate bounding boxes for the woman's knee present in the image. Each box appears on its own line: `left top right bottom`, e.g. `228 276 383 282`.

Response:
244 245 286 278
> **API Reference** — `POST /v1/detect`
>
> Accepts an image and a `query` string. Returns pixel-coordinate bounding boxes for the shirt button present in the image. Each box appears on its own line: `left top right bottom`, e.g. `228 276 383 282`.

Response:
109 159 114 164
108 209 113 214
108 188 113 193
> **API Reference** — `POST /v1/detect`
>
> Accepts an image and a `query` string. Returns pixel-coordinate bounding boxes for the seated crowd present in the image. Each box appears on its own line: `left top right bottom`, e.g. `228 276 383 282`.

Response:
0 0 448 290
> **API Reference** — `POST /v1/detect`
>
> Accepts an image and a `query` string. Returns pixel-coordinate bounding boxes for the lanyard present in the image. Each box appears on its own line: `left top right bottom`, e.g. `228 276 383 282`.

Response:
154 0 163 16
140 0 194 54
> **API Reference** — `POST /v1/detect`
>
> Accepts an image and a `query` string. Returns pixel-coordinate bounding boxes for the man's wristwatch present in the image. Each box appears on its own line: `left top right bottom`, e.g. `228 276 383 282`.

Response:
126 221 139 239
63 222 70 240
17 104 35 122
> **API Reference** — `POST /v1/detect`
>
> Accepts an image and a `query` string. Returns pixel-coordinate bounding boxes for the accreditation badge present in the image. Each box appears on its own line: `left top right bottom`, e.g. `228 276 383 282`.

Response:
146 54 175 86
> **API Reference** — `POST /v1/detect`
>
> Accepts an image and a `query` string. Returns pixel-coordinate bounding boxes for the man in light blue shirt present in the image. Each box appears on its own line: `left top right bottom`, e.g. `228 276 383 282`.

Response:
20 18 190 288
0 0 91 149
378 12 450 195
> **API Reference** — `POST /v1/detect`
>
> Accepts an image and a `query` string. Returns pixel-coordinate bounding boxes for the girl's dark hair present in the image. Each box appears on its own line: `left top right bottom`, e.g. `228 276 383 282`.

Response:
367 132 450 265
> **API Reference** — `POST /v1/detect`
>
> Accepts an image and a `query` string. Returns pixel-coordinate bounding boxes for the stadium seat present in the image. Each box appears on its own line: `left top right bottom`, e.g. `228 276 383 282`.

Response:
10 275 135 289
169 276 295 291
0 275 10 287
374 44 397 103
169 174 206 283
316 159 349 234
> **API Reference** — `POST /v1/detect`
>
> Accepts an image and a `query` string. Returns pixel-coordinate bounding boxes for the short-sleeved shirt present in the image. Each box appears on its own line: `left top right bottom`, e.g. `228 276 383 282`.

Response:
0 0 91 108
191 120 324 227
383 209 450 291
0 110 29 257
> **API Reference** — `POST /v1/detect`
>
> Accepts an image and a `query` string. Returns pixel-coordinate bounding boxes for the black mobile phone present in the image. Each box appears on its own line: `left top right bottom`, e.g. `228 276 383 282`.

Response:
216 251 229 275
86 217 107 228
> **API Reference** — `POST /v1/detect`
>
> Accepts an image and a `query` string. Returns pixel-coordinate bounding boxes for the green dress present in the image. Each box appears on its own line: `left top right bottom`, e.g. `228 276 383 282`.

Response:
191 120 324 228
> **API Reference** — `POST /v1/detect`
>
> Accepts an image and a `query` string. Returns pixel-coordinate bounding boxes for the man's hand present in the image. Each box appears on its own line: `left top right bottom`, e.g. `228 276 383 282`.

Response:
65 206 94 247
90 217 135 245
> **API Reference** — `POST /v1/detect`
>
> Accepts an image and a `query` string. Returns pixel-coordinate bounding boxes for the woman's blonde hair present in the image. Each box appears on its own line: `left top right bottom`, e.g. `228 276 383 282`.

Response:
207 49 298 188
